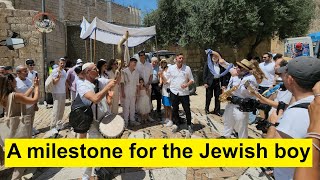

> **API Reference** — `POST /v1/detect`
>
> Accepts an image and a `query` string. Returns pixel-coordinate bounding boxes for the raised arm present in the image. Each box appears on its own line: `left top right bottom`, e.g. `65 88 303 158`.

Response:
15 78 40 105
84 80 116 104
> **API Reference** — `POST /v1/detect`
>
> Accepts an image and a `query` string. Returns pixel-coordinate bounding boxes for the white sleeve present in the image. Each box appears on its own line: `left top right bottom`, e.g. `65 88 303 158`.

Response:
227 77 233 90
276 109 310 138
98 78 110 90
77 84 93 98
51 69 58 78
187 66 194 82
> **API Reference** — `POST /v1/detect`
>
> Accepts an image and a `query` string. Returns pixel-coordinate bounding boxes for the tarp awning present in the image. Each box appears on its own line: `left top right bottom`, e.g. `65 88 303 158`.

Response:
80 17 156 47
308 32 320 43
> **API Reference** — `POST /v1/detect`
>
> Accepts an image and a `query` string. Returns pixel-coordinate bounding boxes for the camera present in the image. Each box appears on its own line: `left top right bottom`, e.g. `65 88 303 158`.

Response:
229 96 271 112
255 118 269 133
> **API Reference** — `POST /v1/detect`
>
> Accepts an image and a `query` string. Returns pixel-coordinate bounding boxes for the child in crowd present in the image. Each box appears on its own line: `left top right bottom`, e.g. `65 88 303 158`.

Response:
136 78 152 123
159 59 172 126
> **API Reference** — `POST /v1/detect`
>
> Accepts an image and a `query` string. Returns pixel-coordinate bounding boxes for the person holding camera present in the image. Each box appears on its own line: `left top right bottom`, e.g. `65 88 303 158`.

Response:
222 59 262 139
266 56 320 180
15 65 39 136
251 59 293 119
49 57 67 137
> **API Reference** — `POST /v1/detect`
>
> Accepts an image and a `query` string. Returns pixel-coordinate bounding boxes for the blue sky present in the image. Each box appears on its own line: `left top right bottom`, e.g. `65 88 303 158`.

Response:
113 0 158 14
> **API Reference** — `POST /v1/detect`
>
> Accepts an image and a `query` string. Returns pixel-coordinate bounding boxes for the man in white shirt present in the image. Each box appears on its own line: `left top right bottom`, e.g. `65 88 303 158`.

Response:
121 57 141 127
267 56 320 180
77 63 116 179
259 53 275 94
50 58 67 135
15 65 39 135
136 50 152 91
166 53 194 133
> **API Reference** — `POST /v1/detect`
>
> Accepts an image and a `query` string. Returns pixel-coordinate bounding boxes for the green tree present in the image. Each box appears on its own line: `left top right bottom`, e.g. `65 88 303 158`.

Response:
144 0 315 55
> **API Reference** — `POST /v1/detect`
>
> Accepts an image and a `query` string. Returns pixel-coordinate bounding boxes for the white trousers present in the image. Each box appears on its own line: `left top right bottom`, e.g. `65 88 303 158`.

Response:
51 93 66 129
223 103 249 138
123 95 136 123
71 90 76 102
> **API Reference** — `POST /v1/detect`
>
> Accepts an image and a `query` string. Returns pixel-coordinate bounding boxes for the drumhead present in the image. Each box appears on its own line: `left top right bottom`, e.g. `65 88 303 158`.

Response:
99 114 125 138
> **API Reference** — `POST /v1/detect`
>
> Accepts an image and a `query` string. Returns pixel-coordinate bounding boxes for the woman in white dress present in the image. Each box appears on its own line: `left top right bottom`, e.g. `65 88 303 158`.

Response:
136 78 152 123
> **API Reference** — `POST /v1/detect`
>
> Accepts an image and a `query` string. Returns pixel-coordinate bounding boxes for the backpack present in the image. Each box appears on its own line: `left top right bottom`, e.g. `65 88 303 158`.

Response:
69 80 99 133
69 94 94 133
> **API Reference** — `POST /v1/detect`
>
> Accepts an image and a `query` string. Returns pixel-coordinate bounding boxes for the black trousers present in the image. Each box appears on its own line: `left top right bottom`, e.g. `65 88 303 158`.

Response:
258 86 270 94
205 80 221 113
151 83 162 112
170 92 192 125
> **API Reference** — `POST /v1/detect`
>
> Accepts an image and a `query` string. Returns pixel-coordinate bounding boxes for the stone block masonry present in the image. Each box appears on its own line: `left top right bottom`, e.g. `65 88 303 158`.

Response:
0 7 45 100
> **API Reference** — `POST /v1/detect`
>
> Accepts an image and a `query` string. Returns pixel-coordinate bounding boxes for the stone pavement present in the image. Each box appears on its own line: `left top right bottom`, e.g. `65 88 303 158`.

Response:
0 87 272 180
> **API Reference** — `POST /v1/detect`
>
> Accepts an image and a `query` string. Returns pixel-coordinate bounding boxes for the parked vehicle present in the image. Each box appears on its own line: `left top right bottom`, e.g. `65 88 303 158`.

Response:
284 37 313 58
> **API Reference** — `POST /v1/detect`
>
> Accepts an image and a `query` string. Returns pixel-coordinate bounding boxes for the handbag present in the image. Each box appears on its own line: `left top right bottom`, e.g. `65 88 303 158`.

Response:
69 94 94 133
45 75 54 93
0 93 32 146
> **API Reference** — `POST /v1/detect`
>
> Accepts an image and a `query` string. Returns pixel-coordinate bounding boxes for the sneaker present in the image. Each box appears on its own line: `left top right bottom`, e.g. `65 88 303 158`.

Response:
171 125 178 133
188 125 193 134
56 124 63 131
32 128 40 136
165 118 169 123
50 128 59 138
148 117 155 122
82 174 90 180
130 121 141 126
166 120 173 127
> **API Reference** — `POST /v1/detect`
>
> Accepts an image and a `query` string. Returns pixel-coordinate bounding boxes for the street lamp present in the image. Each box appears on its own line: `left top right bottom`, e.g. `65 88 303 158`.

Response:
0 35 26 50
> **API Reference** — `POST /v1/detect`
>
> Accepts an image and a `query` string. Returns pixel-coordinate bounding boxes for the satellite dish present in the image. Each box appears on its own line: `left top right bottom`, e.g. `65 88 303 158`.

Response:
32 12 56 33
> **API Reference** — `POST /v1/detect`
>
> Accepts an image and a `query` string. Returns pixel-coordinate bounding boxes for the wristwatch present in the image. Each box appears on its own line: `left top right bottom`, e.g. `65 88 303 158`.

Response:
266 121 279 129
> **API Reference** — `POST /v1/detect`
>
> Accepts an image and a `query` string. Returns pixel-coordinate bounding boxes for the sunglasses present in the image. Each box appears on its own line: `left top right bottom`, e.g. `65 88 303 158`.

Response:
28 64 35 67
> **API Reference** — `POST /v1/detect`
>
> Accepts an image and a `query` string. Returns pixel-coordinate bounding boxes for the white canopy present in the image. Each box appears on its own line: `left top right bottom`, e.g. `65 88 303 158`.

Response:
80 17 156 47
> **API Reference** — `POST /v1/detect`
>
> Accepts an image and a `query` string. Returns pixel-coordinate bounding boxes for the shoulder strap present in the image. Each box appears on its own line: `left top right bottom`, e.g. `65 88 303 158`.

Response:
289 103 310 109
5 93 14 117
94 79 99 120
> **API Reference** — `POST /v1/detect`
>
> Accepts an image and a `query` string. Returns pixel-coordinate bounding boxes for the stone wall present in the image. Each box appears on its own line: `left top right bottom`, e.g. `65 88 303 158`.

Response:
10 0 142 65
309 0 320 33
66 25 115 63
0 7 45 98
46 20 66 63
11 0 140 25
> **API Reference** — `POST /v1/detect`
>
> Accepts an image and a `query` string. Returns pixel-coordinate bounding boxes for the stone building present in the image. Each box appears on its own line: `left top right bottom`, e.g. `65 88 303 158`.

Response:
0 0 142 101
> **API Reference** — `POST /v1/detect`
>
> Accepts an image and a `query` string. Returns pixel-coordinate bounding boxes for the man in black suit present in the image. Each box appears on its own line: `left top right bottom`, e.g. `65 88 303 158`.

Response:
203 50 231 116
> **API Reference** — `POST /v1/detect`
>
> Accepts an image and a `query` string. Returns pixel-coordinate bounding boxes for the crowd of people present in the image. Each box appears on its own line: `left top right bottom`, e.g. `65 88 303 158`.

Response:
0 47 320 179
203 50 320 180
